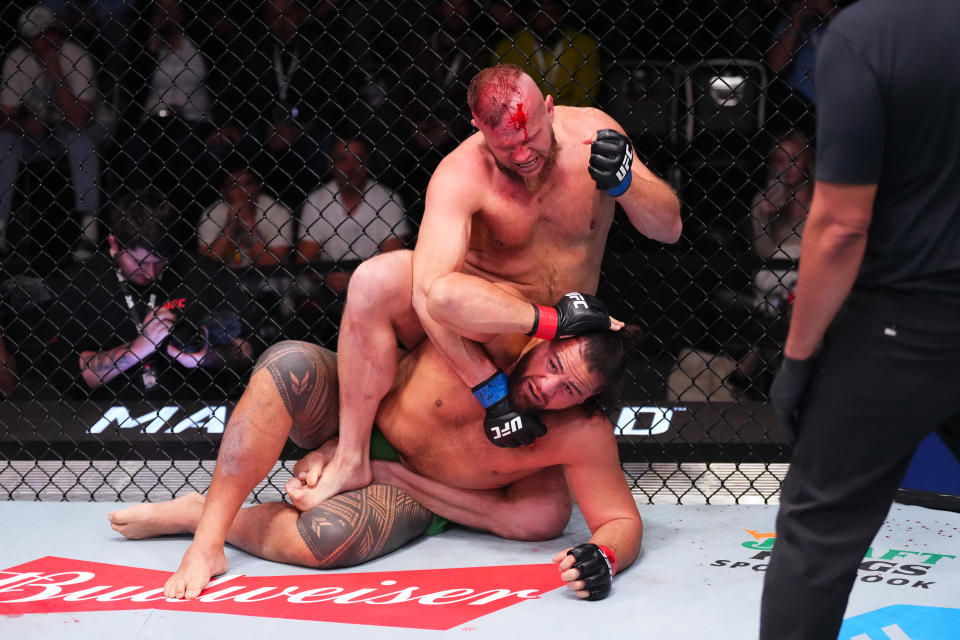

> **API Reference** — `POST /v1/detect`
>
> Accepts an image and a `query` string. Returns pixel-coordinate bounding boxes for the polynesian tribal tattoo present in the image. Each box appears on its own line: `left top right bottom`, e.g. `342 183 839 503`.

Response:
297 483 434 568
252 341 339 443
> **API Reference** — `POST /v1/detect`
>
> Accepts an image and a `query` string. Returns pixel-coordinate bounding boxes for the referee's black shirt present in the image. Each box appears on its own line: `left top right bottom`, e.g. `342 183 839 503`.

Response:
815 0 960 299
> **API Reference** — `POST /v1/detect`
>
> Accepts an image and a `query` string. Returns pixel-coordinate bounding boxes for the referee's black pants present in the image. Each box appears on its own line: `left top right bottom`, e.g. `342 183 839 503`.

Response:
760 288 960 639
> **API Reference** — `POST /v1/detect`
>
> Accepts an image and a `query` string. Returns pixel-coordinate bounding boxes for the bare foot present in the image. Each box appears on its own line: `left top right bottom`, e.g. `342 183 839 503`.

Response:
108 493 206 540
292 438 339 487
285 455 371 511
164 541 229 600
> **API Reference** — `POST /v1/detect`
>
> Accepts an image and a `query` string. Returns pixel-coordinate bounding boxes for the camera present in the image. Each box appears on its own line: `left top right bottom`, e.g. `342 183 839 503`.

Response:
0 275 52 318
167 309 242 354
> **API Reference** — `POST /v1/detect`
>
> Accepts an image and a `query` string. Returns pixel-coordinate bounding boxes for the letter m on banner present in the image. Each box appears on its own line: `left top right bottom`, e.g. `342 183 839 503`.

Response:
90 406 180 434
90 406 228 434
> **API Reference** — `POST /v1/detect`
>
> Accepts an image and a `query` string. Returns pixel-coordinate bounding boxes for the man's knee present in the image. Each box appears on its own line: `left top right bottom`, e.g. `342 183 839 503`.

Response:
424 274 460 326
346 250 414 314
252 340 339 448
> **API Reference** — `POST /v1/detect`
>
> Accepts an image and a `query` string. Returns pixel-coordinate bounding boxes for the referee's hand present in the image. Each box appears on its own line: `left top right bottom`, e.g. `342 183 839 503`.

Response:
769 355 816 446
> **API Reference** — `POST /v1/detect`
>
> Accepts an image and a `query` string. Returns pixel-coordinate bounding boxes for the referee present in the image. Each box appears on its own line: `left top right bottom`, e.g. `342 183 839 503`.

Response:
760 1 960 638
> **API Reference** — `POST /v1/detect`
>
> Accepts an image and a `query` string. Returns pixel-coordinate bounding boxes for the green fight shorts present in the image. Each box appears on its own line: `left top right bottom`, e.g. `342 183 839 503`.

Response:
370 426 451 536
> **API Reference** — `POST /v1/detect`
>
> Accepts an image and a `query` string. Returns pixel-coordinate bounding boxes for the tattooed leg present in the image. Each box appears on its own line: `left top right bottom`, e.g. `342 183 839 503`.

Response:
227 502 321 567
110 493 330 569
256 341 340 449
113 485 432 570
163 340 339 600
297 483 435 568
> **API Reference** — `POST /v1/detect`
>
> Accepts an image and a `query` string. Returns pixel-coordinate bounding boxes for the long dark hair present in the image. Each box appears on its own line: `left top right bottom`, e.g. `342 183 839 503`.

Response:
579 324 645 414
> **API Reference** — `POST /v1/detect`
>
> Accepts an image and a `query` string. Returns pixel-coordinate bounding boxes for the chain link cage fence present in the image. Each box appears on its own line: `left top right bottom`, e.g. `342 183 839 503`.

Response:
0 0 833 505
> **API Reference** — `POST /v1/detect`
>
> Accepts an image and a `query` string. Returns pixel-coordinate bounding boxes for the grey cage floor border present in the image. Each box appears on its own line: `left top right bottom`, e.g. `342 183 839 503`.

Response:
1 461 788 504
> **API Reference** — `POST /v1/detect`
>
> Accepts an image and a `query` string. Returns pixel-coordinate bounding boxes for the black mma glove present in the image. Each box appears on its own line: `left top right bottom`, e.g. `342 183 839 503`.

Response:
567 543 617 601
588 129 634 197
472 371 547 448
769 355 816 446
529 292 611 340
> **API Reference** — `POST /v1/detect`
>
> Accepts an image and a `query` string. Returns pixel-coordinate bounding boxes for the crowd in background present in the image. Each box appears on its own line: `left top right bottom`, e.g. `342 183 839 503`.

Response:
0 0 840 402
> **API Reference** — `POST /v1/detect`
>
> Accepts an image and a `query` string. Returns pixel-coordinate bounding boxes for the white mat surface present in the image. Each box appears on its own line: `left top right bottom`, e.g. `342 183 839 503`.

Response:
0 502 957 639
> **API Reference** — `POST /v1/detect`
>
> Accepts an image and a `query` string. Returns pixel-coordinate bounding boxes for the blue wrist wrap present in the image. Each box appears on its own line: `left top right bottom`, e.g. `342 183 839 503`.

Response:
607 170 632 197
472 371 509 409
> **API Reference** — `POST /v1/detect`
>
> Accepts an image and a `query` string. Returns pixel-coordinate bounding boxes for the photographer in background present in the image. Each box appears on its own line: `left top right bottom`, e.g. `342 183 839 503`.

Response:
46 190 254 401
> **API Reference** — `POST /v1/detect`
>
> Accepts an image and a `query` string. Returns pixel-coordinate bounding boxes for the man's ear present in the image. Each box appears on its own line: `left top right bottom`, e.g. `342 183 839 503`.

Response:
107 235 119 257
544 95 555 121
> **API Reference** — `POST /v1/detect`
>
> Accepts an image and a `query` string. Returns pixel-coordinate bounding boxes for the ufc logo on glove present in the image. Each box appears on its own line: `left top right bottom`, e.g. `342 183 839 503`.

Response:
616 146 633 183
563 292 590 310
490 416 524 440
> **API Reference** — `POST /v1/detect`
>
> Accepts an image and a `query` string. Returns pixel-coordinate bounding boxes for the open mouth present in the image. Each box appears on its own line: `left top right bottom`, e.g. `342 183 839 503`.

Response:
515 156 539 172
526 380 542 404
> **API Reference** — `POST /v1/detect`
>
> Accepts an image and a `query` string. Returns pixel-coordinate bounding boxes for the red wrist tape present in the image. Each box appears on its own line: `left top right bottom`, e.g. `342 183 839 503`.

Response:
531 305 558 340
597 544 617 576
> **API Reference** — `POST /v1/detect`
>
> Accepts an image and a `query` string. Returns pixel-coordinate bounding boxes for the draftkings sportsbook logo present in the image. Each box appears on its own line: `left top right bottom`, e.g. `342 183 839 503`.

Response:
709 530 956 591
0 557 563 630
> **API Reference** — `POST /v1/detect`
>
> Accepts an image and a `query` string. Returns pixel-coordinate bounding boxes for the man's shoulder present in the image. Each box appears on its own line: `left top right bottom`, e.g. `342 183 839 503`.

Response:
445 132 488 165
257 193 292 216
2 46 30 66
541 407 615 462
177 35 202 57
362 180 391 198
555 105 617 135
544 406 611 438
362 180 404 206
305 181 338 207
49 254 116 304
201 199 229 220
432 135 495 189
826 0 919 48
60 39 90 58
55 253 113 283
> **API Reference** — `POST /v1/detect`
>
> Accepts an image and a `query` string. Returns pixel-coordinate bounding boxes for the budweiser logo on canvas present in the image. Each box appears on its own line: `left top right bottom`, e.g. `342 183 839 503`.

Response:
0 557 563 630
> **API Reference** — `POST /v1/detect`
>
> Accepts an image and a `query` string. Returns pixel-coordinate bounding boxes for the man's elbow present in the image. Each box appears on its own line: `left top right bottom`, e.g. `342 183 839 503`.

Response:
80 370 102 390
652 196 683 244
665 202 683 244
494 499 572 541
78 353 102 390
815 216 871 254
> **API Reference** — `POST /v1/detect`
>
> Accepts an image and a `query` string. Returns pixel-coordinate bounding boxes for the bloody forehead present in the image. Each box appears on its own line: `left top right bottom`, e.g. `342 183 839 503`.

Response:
507 102 527 131
471 77 528 130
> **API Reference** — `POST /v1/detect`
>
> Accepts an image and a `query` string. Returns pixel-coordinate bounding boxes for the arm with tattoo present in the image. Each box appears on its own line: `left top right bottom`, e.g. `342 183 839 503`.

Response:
79 306 175 390
79 339 154 389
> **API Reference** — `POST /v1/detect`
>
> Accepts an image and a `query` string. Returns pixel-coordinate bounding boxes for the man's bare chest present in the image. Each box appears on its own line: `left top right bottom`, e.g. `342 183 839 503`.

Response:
475 179 608 251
